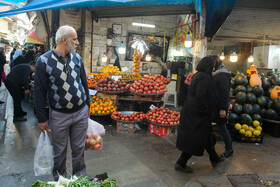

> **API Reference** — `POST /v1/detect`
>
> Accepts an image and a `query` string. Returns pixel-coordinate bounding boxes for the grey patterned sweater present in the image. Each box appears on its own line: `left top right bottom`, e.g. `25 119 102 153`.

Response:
34 50 89 123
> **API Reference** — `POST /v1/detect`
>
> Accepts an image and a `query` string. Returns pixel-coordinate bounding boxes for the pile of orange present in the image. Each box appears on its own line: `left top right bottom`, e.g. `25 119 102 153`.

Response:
90 96 117 115
133 49 142 73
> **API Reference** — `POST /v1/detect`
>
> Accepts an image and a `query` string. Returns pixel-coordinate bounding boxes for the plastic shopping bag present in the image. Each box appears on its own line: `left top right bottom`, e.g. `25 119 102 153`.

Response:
34 131 54 176
85 118 105 150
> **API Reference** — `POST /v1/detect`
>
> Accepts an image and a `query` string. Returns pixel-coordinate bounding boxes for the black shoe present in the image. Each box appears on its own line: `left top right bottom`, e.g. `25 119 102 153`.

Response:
211 156 225 167
0 101 4 104
222 150 234 158
174 163 193 173
13 116 27 122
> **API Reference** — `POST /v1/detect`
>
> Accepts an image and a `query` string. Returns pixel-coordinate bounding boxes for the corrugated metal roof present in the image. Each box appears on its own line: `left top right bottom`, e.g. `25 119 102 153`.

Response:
0 0 202 17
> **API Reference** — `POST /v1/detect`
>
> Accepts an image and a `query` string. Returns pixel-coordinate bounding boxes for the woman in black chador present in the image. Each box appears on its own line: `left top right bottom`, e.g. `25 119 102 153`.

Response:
175 56 224 173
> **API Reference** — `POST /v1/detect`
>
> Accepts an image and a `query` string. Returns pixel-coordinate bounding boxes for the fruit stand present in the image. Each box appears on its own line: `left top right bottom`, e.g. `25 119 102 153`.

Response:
228 64 280 142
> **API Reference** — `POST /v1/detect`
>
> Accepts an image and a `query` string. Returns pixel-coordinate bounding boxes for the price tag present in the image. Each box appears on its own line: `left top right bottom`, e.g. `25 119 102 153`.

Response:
88 75 94 79
149 104 156 110
122 67 129 72
111 75 122 81
89 89 97 96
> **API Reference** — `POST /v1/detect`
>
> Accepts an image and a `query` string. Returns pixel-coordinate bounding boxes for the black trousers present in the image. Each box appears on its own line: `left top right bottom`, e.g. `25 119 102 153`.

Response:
177 133 220 166
4 79 24 118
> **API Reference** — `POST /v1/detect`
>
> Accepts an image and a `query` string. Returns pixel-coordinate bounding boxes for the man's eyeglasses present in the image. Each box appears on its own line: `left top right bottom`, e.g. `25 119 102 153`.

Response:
64 63 70 78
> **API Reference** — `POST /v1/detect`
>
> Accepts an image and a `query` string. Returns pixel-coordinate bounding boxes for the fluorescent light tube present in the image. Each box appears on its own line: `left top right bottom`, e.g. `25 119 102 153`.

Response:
132 22 155 28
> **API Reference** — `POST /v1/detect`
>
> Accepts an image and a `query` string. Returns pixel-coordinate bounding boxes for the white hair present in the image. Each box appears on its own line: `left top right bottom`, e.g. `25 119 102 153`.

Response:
55 25 76 44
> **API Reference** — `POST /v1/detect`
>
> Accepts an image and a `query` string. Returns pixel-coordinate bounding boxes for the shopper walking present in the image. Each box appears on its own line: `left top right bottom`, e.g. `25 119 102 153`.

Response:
4 61 35 122
34 25 90 181
212 56 233 157
175 56 224 173
0 47 6 104
10 49 23 69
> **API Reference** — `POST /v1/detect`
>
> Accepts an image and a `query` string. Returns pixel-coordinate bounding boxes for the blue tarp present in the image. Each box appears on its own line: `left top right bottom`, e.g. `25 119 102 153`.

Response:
0 0 202 17
205 0 235 39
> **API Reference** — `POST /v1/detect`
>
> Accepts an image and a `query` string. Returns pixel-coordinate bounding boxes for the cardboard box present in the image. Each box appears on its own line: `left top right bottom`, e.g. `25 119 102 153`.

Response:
149 124 172 136
117 121 135 134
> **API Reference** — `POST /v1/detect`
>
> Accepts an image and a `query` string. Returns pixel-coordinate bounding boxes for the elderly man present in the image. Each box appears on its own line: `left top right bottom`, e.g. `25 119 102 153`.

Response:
161 61 174 79
34 25 90 180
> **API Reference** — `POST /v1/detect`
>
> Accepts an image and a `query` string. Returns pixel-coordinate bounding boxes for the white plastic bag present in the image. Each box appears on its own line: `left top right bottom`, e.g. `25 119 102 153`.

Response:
85 118 105 150
89 118 105 136
34 131 54 176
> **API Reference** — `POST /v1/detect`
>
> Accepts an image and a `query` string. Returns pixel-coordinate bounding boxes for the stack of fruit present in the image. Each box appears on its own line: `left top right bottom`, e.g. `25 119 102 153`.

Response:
85 132 103 150
121 72 141 82
95 77 129 92
90 96 117 115
229 72 264 142
133 49 142 73
87 72 110 88
129 74 168 95
99 65 121 74
146 107 180 125
235 120 263 142
261 74 280 121
111 111 146 122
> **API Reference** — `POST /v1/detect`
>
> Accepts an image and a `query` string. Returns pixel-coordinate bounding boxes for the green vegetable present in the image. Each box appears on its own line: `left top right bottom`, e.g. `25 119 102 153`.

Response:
68 176 101 187
31 180 55 187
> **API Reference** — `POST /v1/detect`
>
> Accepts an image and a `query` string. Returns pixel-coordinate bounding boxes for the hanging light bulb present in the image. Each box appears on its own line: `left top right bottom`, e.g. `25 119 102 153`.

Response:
118 41 125 54
248 55 254 63
101 52 107 63
220 51 225 60
145 53 151 61
184 32 192 48
230 52 238 62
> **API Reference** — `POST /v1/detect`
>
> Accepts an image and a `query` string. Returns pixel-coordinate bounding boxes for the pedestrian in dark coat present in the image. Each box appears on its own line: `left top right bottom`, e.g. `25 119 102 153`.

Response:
22 49 34 64
175 56 224 173
212 56 233 157
0 47 6 89
10 49 23 69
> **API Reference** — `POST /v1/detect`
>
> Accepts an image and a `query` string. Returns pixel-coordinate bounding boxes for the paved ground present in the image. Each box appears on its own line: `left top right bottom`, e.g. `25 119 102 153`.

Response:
0 91 280 186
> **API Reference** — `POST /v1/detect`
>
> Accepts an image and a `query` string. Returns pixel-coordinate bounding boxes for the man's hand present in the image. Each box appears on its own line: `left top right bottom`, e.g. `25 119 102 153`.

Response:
24 89 30 95
220 110 226 118
38 121 50 132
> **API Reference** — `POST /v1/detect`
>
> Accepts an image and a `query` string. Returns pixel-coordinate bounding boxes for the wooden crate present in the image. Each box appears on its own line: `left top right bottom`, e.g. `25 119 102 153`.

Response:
96 92 119 105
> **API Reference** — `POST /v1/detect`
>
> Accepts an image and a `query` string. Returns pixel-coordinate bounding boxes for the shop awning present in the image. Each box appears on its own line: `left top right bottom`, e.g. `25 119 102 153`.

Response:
0 0 202 17
205 0 235 40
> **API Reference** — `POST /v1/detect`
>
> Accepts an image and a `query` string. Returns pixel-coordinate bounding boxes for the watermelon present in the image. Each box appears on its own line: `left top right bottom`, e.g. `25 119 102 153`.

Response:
235 85 246 95
246 86 253 93
252 85 264 97
262 77 271 90
252 104 262 115
252 114 262 123
240 114 253 125
235 73 248 86
236 92 247 104
228 113 239 123
273 99 280 113
246 93 257 104
257 96 267 108
232 103 243 114
243 104 254 116
231 79 236 88
266 98 273 109
270 75 280 86
263 109 279 120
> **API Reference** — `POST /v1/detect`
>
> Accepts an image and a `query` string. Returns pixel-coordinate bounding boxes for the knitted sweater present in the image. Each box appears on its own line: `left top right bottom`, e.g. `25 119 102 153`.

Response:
34 50 89 123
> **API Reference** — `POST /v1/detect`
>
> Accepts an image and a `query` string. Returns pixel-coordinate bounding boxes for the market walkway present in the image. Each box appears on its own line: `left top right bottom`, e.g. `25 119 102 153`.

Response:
0 96 280 186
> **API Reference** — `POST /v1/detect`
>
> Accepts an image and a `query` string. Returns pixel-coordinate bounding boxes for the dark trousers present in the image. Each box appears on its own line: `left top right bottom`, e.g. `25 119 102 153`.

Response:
4 79 24 118
217 122 233 151
177 134 220 166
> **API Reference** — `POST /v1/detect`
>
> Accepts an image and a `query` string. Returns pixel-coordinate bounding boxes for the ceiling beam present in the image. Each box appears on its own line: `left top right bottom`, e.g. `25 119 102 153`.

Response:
91 5 195 18
235 0 280 10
